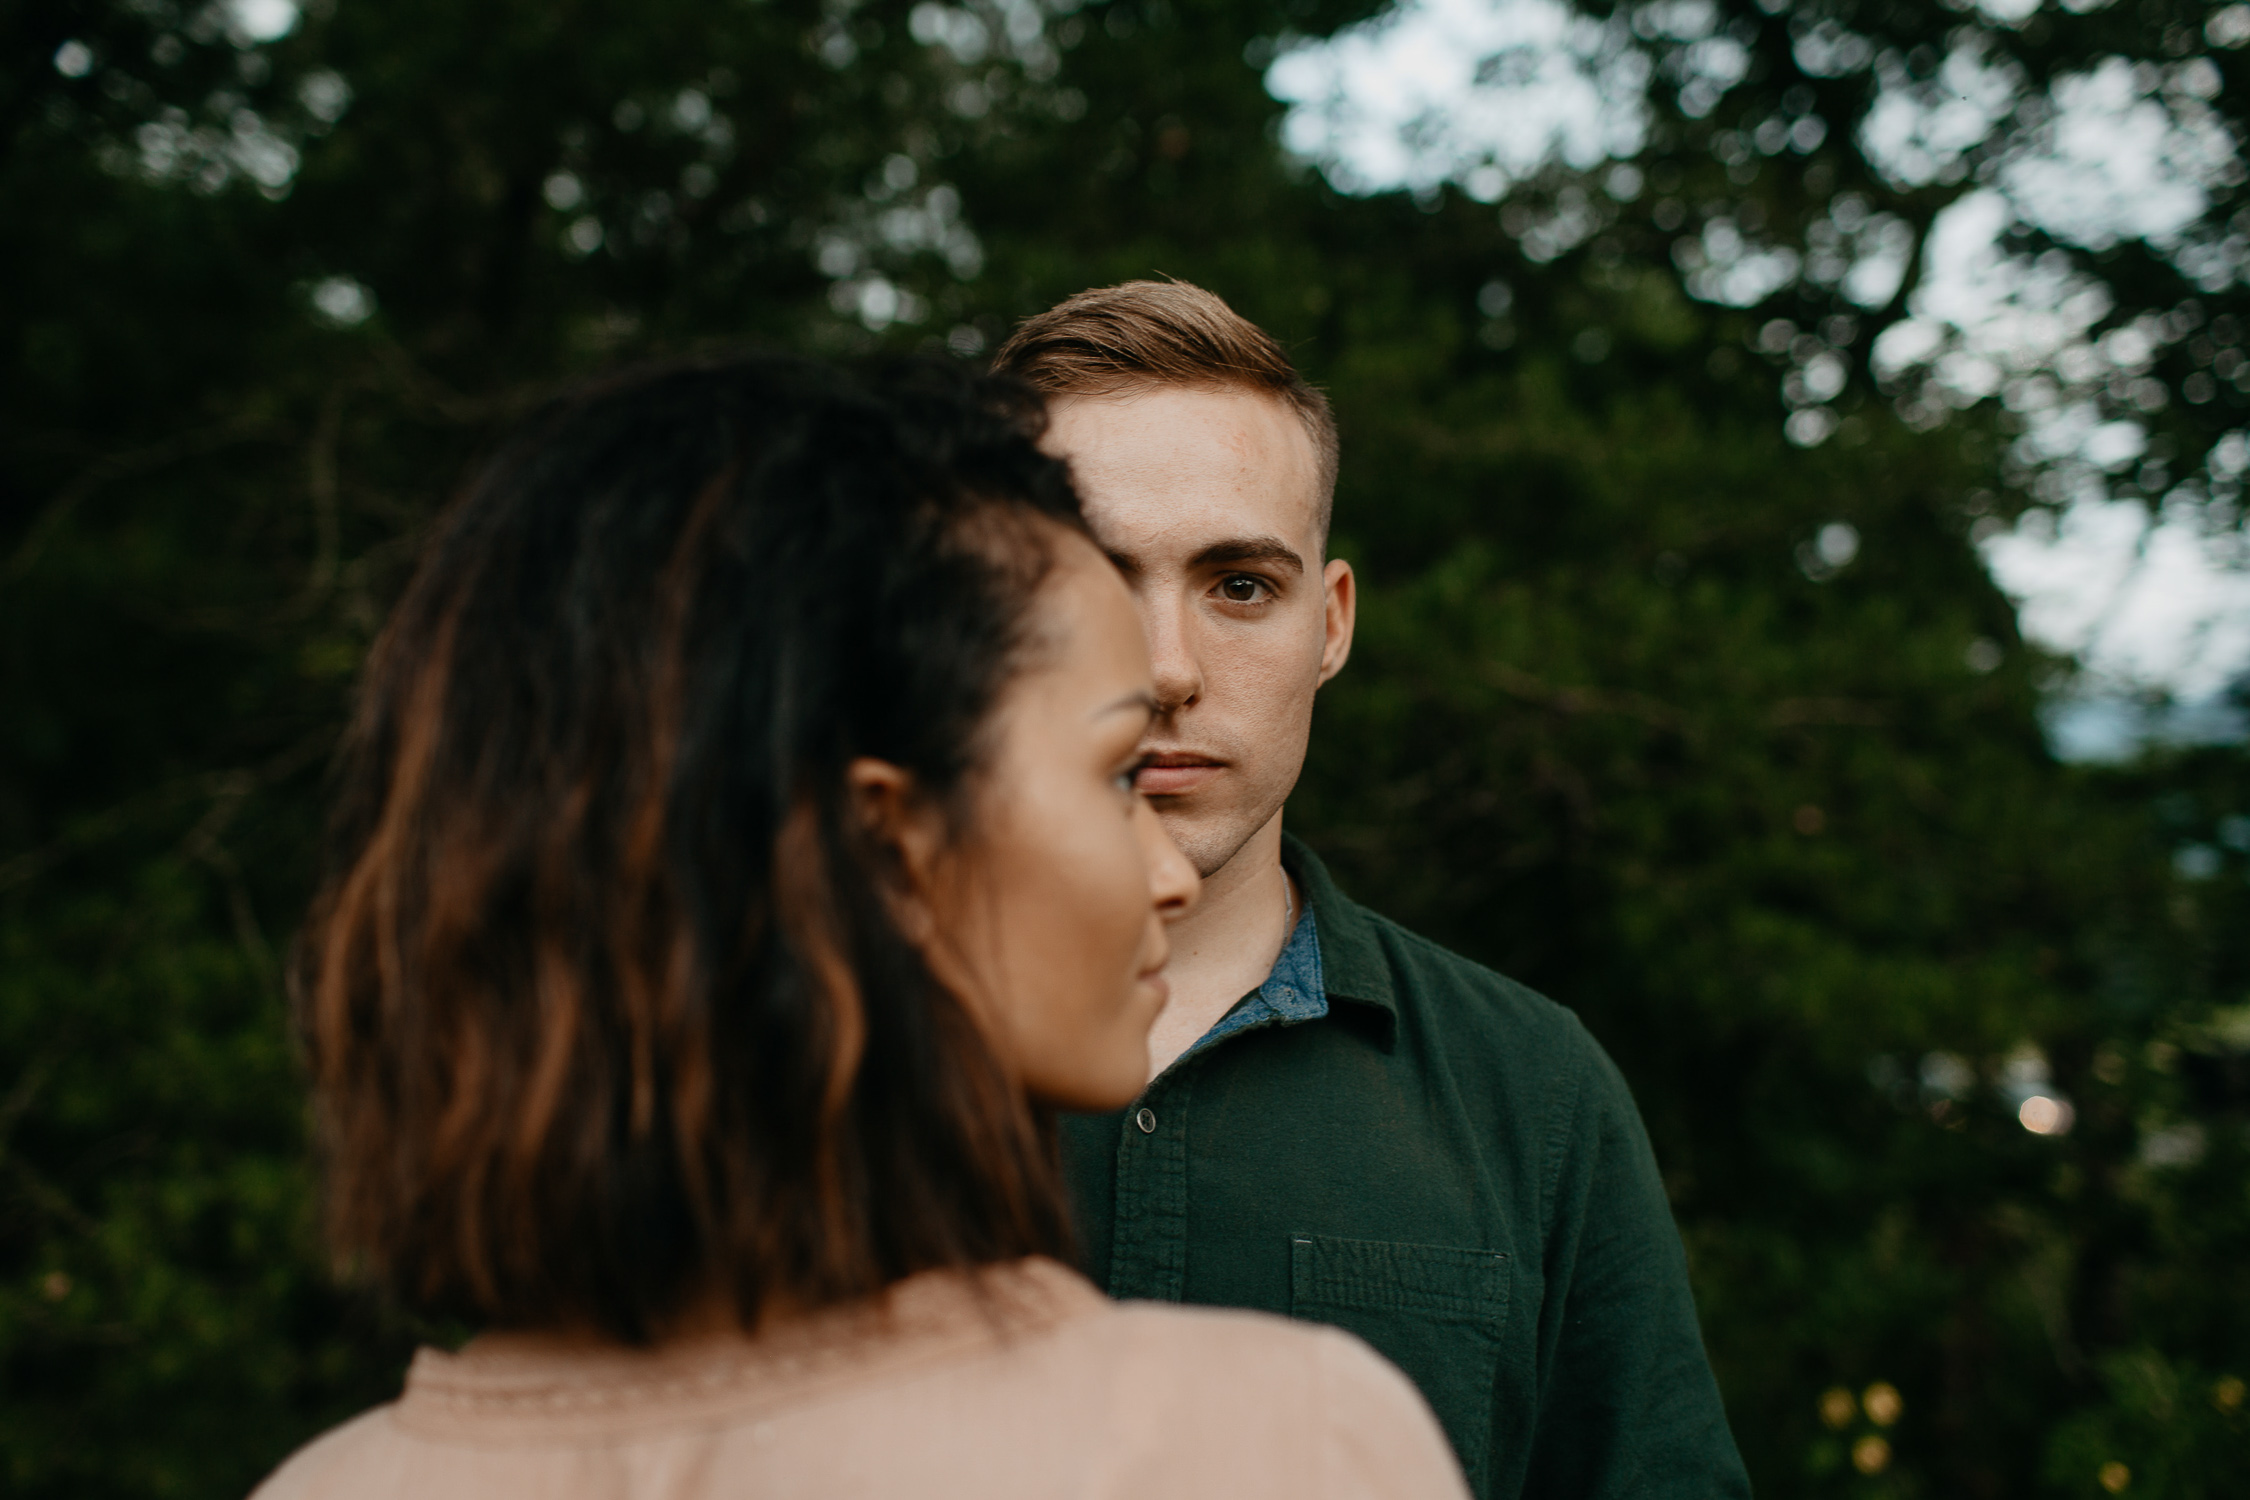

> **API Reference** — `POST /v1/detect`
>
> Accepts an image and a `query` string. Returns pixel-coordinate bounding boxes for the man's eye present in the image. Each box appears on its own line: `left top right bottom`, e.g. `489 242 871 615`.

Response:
1217 575 1267 604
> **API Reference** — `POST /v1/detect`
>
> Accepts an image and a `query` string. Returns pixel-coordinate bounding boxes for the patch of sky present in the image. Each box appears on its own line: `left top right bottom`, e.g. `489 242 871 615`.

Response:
225 0 299 45
2040 690 2249 763
1983 490 2250 758
1265 0 1648 200
1263 0 2250 745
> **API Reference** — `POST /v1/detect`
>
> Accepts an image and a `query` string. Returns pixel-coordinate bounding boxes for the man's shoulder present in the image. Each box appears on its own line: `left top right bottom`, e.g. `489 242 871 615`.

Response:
1286 836 1626 1102
1348 902 1606 1062
1353 903 1558 1013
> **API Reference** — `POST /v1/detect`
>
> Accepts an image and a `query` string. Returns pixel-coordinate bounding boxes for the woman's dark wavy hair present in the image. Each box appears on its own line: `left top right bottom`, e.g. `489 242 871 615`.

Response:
296 352 1088 1342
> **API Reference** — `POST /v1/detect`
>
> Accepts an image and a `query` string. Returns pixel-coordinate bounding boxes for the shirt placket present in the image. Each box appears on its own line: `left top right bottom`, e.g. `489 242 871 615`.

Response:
1103 1065 1196 1301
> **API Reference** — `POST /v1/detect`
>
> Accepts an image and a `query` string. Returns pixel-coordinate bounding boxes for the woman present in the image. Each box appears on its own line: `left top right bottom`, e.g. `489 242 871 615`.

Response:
256 354 1467 1499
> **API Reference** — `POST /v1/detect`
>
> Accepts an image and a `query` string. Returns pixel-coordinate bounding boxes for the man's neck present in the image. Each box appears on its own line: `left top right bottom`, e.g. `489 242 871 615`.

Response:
1143 815 1296 1082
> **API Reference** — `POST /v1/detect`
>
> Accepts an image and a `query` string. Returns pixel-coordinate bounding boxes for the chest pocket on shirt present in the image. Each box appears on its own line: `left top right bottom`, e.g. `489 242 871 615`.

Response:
1289 1233 1510 1495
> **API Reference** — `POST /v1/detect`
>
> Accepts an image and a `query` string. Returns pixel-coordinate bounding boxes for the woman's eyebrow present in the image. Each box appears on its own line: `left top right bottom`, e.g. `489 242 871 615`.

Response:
1092 689 1160 722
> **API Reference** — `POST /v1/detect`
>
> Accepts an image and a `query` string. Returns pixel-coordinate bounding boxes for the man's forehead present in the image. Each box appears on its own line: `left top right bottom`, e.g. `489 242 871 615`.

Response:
1044 387 1321 555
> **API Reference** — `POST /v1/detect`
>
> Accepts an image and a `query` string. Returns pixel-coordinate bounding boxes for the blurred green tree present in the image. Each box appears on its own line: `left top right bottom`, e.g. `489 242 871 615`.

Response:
2 0 2245 1495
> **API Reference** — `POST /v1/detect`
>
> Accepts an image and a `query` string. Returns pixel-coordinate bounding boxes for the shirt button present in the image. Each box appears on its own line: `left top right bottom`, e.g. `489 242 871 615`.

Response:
1134 1107 1157 1134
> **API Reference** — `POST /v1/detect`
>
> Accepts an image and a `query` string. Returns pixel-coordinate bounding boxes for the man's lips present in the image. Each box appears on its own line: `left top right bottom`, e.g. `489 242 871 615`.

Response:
1137 752 1224 797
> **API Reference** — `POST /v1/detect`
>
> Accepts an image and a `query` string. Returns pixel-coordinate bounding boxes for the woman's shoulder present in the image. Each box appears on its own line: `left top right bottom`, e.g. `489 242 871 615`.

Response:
241 1267 1468 1500
248 1406 406 1500
1069 1299 1471 1499
1096 1295 1364 1365
1094 1294 1413 1390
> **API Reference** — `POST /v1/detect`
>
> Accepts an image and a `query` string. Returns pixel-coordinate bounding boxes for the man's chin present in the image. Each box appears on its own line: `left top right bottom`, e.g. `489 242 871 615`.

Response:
1149 802 1274 883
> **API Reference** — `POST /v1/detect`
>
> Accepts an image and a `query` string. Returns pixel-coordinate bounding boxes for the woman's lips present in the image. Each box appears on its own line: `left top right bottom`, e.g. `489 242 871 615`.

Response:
1140 972 1171 1012
1136 754 1223 797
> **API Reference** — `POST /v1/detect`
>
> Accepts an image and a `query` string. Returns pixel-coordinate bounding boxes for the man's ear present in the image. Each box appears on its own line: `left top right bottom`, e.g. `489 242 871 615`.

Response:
844 757 945 944
1317 557 1356 686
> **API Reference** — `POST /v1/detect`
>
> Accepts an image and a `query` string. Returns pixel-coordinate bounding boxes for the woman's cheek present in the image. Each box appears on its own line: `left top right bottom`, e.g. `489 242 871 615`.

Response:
1107 828 1149 995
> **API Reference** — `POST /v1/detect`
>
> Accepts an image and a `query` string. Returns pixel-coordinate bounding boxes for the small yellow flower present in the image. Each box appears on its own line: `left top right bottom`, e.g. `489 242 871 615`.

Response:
1818 1387 1857 1430
2098 1461 2131 1493
1862 1382 1903 1427
1851 1436 1891 1475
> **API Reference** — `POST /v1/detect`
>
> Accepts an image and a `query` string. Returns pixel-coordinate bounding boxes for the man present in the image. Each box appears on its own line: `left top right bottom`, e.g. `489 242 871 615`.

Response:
992 282 1750 1500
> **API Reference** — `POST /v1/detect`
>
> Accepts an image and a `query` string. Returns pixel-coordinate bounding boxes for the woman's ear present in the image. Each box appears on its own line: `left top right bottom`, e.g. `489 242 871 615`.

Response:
844 758 944 944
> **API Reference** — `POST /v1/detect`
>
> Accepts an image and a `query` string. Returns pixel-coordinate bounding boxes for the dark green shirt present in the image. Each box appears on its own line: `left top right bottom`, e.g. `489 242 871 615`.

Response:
1060 837 1750 1500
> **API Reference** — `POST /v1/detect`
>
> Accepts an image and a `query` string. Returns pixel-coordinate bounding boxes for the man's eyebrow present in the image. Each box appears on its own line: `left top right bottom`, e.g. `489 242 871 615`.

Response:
1191 536 1305 576
1102 548 1142 578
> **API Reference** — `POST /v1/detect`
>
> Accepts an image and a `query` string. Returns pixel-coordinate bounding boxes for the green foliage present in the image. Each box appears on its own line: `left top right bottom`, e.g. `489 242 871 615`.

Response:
2044 1351 2250 1499
0 855 416 1497
3 0 2247 1495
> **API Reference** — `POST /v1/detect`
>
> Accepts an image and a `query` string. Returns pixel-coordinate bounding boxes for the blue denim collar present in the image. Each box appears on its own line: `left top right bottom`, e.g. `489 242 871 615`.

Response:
1189 903 1328 1056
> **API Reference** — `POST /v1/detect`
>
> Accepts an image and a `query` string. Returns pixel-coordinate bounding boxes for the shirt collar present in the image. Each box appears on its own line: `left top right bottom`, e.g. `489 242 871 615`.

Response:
1260 903 1327 1022
1190 905 1326 1056
1280 833 1400 1031
1181 836 1398 1061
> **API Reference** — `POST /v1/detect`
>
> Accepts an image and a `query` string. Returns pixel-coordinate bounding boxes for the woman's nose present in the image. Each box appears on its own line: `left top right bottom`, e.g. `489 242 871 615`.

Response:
1136 798 1200 919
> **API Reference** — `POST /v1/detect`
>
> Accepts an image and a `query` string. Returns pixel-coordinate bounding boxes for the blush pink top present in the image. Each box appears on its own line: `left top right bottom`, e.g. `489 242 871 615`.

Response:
251 1257 1470 1500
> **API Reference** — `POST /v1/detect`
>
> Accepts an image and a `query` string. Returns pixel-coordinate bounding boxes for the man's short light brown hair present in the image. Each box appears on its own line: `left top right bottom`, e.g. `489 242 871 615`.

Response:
992 280 1338 536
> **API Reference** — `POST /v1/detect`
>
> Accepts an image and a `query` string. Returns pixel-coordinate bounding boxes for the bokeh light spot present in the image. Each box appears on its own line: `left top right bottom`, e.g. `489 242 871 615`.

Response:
1862 1381 1902 1426
226 0 300 44
309 275 374 327
1851 1435 1891 1474
2099 1460 2131 1492
1818 1386 1856 1429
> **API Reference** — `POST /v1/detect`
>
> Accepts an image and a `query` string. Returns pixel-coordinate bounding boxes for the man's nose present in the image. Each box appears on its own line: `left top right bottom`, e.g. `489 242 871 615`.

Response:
1144 594 1203 712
